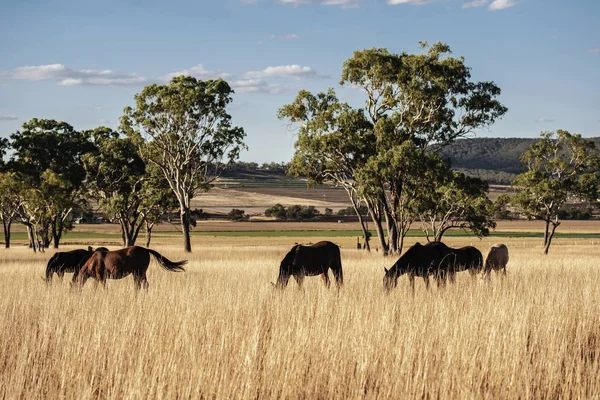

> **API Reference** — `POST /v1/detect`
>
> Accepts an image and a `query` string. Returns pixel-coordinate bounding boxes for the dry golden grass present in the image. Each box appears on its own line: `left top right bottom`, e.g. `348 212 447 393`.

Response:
1 237 599 399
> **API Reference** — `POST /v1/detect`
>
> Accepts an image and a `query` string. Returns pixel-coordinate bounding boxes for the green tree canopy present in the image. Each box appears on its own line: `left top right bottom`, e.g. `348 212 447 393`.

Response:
122 76 246 252
280 42 507 255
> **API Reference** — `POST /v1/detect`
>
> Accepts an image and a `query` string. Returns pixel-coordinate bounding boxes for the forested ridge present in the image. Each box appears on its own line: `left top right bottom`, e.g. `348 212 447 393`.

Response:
440 137 600 184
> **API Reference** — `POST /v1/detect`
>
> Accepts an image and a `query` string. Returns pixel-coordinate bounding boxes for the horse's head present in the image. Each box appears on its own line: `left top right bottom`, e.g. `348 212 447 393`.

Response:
45 254 60 283
383 267 399 291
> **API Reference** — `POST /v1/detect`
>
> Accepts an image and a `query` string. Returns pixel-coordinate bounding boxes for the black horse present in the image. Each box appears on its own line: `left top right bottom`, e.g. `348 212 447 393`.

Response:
45 246 108 283
384 242 457 292
452 245 484 278
274 241 343 289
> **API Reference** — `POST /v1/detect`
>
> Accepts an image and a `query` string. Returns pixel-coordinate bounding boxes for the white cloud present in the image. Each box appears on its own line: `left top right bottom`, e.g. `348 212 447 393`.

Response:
462 0 488 8
162 64 231 81
278 0 359 7
0 115 18 121
387 0 438 4
587 48 600 54
535 117 556 123
3 63 296 95
488 0 516 10
5 64 148 86
271 33 300 40
245 65 321 80
232 79 282 94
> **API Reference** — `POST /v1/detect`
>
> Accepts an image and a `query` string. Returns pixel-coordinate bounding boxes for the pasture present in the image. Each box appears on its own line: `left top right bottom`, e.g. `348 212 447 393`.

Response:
1 235 600 398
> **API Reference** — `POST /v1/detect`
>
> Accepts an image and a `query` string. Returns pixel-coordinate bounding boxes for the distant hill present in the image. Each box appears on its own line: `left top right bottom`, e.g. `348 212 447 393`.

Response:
219 137 600 186
439 137 600 184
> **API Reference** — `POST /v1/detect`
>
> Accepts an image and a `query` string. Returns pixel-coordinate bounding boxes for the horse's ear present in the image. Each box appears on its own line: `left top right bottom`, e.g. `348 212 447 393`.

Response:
384 267 389 273
88 246 93 252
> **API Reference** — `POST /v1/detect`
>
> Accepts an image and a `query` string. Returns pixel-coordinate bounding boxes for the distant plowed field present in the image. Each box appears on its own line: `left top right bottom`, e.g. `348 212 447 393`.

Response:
192 186 351 214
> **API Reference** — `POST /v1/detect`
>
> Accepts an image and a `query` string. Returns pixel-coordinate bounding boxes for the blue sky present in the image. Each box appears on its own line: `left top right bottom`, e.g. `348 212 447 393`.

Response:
0 0 598 162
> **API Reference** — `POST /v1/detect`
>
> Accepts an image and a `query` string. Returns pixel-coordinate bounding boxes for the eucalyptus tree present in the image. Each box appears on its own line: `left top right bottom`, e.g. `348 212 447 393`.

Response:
341 43 506 254
280 42 507 255
0 172 23 248
9 119 91 248
511 130 600 254
122 76 246 252
278 89 375 250
418 171 496 242
83 127 175 247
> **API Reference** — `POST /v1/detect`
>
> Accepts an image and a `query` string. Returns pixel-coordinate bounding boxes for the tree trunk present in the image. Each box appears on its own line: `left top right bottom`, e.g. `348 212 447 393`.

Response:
399 228 405 255
349 194 370 252
181 206 192 253
543 217 550 248
51 221 62 249
145 222 154 248
26 225 36 253
543 220 560 255
3 219 11 248
366 202 388 256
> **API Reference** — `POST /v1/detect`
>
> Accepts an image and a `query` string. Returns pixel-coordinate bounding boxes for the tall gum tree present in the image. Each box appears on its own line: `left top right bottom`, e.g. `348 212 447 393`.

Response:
282 42 507 255
9 119 91 248
511 130 600 254
278 89 376 250
122 76 246 252
83 127 157 247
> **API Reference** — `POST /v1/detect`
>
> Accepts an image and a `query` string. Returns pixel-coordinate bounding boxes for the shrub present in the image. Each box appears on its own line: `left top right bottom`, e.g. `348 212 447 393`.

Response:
228 209 249 221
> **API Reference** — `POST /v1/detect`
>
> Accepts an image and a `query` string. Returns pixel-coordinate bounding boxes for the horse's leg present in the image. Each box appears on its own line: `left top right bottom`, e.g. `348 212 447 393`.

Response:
436 271 447 288
423 275 430 290
503 266 507 276
58 271 65 283
293 274 304 289
133 273 149 290
73 273 89 290
483 267 492 281
409 274 415 294
321 271 331 289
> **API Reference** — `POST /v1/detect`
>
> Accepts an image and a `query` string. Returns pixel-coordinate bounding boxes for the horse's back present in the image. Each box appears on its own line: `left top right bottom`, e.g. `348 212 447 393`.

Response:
293 241 341 274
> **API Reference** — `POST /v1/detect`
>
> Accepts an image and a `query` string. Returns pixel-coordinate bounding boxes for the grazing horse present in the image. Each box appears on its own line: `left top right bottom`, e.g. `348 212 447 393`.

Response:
451 245 484 280
483 243 509 279
384 242 457 292
274 241 343 289
45 246 109 283
73 246 186 290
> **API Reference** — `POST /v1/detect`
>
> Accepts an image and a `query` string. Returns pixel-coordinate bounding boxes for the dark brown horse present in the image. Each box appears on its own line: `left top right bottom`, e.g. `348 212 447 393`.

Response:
450 245 484 280
384 242 456 292
73 246 186 290
45 246 109 283
274 241 343 289
384 241 484 291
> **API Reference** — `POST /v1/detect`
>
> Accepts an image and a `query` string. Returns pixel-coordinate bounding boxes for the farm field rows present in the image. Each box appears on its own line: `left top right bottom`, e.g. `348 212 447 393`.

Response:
1 235 600 398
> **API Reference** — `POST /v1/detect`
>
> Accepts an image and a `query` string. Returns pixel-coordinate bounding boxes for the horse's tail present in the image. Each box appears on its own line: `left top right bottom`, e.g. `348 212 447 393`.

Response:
146 248 187 272
45 253 60 282
331 244 344 286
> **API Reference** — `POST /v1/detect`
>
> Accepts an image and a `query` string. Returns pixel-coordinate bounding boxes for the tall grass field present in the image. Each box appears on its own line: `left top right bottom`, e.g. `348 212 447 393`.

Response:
1 237 599 398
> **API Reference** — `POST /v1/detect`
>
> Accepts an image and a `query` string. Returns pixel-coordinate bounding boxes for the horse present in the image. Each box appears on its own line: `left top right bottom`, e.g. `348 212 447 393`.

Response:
451 245 484 280
483 243 509 279
45 246 108 283
384 242 457 292
274 241 343 289
73 246 186 290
